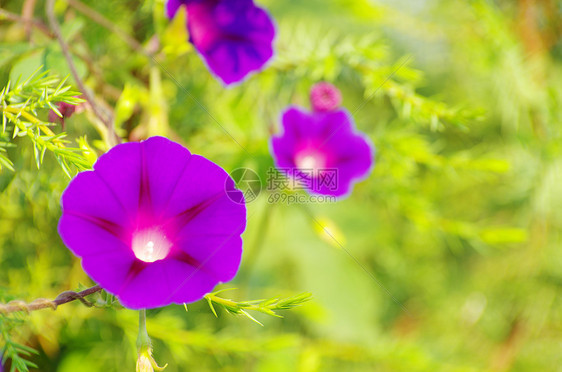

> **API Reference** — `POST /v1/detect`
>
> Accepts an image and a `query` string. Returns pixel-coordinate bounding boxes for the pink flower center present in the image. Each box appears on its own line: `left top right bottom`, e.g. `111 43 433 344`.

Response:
132 228 172 263
295 150 327 173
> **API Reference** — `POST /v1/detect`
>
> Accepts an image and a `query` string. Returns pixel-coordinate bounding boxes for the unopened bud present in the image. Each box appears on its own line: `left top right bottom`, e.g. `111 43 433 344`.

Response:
136 348 167 372
136 352 154 372
310 82 342 112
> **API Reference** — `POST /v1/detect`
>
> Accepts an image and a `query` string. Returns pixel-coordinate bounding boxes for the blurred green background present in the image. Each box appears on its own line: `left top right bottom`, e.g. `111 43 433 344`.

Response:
1 0 562 371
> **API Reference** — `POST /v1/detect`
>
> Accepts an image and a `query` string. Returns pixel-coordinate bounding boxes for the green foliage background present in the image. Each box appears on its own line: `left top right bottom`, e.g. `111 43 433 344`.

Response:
1 0 562 370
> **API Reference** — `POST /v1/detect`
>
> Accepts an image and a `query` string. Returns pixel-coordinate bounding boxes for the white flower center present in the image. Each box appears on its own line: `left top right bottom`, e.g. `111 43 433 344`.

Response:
132 229 171 263
295 151 326 173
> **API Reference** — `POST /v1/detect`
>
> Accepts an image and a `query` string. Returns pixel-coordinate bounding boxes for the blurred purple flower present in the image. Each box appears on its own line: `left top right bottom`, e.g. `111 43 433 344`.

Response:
271 107 374 198
166 0 275 85
58 137 246 309
310 82 342 112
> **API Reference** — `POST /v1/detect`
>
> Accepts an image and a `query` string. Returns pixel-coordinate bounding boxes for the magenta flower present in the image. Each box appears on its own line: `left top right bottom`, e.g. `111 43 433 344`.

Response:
271 107 374 198
166 0 275 85
58 137 246 309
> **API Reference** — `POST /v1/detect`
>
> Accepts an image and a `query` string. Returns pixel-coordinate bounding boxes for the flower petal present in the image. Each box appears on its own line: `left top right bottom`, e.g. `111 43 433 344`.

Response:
58 213 137 295
117 259 217 309
173 194 245 281
175 194 246 239
187 0 275 84
271 108 314 168
164 155 233 218
326 132 374 178
58 214 130 258
61 170 130 226
166 259 224 304
174 235 243 283
166 0 185 19
275 108 354 147
142 136 193 216
94 142 142 218
81 249 137 295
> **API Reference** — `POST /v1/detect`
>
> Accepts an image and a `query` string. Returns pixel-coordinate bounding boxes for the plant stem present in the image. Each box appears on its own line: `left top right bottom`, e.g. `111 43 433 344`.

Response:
137 309 151 351
136 309 168 371
0 8 53 37
22 0 38 40
66 0 149 57
3 106 58 137
0 9 123 103
45 0 120 147
239 202 273 286
0 285 102 315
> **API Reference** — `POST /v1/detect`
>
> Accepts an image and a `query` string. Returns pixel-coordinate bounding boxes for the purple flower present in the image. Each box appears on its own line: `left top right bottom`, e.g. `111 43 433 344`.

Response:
271 107 374 198
310 82 342 112
166 0 275 85
58 137 246 309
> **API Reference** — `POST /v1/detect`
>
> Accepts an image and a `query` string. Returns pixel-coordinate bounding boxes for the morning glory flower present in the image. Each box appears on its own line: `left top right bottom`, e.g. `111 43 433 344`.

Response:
271 106 374 198
58 137 246 309
166 0 275 85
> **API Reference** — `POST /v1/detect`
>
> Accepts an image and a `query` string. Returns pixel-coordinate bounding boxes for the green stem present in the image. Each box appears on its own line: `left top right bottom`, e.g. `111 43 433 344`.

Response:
137 309 151 352
135 310 168 371
45 0 120 147
240 202 274 286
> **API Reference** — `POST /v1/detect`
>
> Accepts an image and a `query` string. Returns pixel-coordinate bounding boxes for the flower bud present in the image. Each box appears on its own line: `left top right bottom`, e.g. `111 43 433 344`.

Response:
48 101 79 128
136 352 154 372
310 82 342 112
136 348 167 372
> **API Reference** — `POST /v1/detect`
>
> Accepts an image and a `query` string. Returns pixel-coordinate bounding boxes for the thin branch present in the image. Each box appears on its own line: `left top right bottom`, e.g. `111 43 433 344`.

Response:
66 0 150 57
0 285 102 315
0 8 53 37
22 0 38 40
0 9 122 103
45 0 120 146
